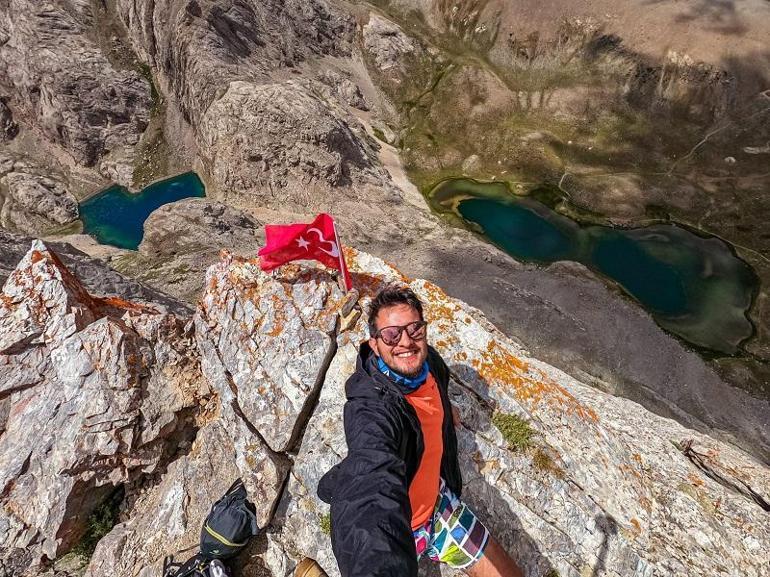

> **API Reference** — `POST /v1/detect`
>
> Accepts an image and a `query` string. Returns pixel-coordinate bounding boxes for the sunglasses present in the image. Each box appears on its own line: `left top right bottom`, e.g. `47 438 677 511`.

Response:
373 320 428 346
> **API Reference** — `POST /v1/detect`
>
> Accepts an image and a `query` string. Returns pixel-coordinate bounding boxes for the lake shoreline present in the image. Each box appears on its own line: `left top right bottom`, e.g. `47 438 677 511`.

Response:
428 177 759 357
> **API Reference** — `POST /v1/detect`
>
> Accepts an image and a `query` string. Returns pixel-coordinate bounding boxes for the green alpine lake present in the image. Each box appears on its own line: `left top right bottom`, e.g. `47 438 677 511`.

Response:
429 178 758 355
80 172 205 250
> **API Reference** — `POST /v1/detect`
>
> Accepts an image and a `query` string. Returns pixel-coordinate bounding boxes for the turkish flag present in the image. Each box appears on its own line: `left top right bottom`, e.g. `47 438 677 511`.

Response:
258 213 353 290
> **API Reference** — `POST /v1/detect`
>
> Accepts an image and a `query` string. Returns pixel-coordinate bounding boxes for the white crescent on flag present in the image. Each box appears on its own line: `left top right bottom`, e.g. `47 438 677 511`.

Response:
307 227 340 258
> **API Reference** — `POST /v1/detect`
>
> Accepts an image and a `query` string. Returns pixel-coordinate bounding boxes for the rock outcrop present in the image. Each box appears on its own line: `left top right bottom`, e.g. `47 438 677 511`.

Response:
113 0 355 130
139 199 262 257
0 241 207 574
317 70 369 111
0 231 192 316
100 199 266 304
0 171 78 234
0 0 151 167
197 80 377 207
362 14 418 72
0 241 760 577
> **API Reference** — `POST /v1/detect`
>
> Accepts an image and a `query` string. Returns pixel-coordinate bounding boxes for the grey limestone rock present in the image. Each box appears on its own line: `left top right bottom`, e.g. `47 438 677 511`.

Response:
0 230 192 317
98 146 139 189
139 198 262 256
198 80 375 208
0 0 151 166
114 0 355 130
0 171 78 234
0 240 207 574
195 253 343 454
362 14 417 72
317 69 369 111
85 420 240 577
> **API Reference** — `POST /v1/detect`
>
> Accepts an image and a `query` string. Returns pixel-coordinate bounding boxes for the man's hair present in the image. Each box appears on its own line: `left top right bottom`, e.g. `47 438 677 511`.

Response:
368 284 424 337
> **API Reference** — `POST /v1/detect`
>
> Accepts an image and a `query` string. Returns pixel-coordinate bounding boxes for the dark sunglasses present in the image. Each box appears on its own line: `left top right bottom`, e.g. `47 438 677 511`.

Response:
373 320 428 346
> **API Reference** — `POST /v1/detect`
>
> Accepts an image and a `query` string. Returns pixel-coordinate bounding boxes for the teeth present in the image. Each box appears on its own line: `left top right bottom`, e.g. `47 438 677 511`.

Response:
396 351 415 357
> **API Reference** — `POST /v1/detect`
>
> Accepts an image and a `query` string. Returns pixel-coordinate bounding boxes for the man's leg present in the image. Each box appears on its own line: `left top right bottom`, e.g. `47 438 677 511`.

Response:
465 535 524 577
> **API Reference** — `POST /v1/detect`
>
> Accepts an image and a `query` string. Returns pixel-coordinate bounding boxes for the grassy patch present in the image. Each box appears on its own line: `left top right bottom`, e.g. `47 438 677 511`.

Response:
532 448 565 478
71 489 123 561
372 127 387 142
132 62 169 189
319 512 332 536
132 127 169 189
492 412 535 451
136 63 162 115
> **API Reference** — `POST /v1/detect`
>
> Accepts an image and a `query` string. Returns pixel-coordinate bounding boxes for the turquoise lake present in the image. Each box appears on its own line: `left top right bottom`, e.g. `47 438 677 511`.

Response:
80 172 205 250
430 178 757 355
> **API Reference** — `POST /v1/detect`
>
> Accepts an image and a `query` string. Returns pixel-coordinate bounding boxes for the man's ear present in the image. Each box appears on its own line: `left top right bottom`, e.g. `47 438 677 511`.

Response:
369 337 380 357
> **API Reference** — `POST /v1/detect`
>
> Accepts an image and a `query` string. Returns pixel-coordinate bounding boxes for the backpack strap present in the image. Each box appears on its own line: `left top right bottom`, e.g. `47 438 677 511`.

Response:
165 554 209 577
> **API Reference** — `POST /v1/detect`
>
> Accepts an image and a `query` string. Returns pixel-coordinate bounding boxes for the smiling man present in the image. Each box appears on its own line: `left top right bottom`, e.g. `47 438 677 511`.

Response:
318 285 523 577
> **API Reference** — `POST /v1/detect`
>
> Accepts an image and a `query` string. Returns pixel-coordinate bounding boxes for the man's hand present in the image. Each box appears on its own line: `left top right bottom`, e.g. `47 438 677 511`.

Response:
451 404 461 428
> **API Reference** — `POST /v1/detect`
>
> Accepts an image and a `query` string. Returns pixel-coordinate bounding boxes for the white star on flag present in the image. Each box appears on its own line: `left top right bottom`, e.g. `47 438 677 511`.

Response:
296 236 310 250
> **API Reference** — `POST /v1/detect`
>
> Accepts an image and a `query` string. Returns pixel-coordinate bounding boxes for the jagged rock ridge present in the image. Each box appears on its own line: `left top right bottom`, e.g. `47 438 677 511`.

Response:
0 241 206 575
0 241 767 577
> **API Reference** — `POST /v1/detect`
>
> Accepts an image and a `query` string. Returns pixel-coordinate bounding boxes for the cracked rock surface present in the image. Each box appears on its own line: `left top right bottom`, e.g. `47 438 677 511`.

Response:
0 0 150 167
0 241 206 575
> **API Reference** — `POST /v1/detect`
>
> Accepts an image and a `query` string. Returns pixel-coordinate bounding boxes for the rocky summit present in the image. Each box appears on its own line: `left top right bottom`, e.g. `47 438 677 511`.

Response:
1 0 769 575
0 240 767 577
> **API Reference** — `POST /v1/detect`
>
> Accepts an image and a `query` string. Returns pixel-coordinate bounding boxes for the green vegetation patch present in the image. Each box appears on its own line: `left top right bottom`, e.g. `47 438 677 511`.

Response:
372 127 387 142
71 489 123 561
492 412 536 452
136 63 162 115
319 512 332 536
532 447 565 479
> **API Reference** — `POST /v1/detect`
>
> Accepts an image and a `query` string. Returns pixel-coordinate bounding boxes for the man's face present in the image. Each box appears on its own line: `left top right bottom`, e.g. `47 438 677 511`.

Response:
369 303 428 377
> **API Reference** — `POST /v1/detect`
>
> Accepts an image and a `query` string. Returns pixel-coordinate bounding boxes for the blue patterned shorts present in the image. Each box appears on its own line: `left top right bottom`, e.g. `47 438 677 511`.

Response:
412 480 490 569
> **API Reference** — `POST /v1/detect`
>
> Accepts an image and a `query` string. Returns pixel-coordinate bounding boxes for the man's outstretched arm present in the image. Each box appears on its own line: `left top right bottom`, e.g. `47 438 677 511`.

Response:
325 399 417 577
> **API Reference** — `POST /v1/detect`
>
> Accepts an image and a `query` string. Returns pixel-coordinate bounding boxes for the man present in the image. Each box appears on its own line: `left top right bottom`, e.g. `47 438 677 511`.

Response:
318 285 524 577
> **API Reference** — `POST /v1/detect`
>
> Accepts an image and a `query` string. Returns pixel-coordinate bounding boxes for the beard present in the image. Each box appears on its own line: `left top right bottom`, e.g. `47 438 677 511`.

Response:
382 345 427 378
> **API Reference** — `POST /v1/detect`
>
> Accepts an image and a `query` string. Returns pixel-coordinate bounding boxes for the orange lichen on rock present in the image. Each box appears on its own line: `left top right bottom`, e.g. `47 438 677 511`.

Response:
351 272 387 299
473 341 599 423
265 293 288 337
96 295 158 315
420 282 459 325
628 518 642 537
343 246 359 266
688 473 705 487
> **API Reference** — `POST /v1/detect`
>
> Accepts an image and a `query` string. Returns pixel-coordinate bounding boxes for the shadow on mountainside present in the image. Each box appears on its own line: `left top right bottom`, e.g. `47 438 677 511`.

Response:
642 0 750 35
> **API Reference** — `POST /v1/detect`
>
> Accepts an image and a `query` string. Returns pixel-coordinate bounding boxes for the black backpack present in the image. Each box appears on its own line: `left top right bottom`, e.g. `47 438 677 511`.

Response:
163 479 259 577
200 479 259 559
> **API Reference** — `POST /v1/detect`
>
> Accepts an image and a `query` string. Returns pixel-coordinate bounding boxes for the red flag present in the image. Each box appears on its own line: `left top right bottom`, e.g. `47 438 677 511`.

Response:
258 213 352 290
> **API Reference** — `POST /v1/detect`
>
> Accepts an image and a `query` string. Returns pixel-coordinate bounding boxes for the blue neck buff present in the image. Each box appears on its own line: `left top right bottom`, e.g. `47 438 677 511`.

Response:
376 356 429 391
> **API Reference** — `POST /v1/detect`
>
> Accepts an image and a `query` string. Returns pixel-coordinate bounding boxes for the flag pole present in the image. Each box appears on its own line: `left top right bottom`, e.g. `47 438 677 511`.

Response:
332 220 352 293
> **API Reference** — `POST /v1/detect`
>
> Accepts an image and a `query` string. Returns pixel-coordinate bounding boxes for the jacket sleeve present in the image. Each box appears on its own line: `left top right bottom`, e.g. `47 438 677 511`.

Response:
328 398 417 577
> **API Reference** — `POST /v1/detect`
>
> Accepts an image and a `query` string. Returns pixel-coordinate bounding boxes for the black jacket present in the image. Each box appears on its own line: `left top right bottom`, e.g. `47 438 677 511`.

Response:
317 342 462 577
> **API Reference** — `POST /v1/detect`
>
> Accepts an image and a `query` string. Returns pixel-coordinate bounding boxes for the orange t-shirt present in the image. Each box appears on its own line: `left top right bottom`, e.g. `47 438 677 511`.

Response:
405 373 444 529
